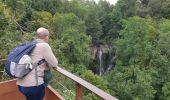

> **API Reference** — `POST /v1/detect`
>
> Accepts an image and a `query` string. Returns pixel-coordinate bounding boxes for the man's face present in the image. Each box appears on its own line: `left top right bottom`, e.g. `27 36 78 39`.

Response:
44 35 49 43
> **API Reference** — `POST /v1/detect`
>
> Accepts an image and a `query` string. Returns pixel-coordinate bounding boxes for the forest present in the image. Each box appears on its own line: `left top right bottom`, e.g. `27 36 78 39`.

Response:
0 0 170 100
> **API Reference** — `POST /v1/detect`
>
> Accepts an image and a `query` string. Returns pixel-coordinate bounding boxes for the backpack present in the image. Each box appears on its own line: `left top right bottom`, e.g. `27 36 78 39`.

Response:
4 40 45 78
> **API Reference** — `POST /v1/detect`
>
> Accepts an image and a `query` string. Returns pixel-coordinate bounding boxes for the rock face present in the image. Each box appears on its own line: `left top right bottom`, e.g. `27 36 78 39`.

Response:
92 44 114 75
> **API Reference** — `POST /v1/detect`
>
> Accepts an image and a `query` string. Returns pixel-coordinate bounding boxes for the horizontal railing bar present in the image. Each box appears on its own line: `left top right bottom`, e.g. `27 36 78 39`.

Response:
0 79 16 84
55 67 118 100
0 59 6 62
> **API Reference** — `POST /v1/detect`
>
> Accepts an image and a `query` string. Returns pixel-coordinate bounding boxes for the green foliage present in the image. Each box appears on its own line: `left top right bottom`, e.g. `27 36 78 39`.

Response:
0 3 8 32
81 70 108 90
158 19 170 58
59 0 88 20
51 13 85 37
0 31 34 58
50 13 92 73
115 0 137 18
161 0 170 19
111 16 158 99
83 93 99 100
1 0 170 99
50 72 75 100
26 11 52 31
162 82 170 100
149 51 170 100
97 0 114 43
108 65 156 100
152 19 170 99
31 0 61 14
84 5 102 44
115 16 156 66
147 0 163 18
105 8 122 43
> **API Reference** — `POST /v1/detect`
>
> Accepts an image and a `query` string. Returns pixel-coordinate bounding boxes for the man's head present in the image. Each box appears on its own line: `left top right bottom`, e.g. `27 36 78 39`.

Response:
36 27 49 43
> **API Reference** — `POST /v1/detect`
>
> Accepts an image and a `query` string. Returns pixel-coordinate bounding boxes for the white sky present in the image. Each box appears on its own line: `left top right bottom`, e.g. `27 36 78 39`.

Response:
94 0 118 5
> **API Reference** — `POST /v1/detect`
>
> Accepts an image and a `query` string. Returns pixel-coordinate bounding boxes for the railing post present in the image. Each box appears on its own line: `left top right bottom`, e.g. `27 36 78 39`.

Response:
75 82 84 100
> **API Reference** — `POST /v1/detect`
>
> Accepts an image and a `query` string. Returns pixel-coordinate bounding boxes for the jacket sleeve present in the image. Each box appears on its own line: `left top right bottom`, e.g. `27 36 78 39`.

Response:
43 43 58 68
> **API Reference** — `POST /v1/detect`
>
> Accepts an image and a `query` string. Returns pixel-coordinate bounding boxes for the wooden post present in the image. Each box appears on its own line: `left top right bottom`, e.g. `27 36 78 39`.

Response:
75 82 84 100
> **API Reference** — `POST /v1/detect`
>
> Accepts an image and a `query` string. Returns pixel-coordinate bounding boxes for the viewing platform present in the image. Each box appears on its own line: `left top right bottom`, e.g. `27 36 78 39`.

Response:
0 59 117 100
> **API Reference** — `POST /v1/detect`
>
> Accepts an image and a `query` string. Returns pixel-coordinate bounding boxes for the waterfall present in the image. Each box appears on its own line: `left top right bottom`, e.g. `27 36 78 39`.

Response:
98 47 104 76
92 45 114 75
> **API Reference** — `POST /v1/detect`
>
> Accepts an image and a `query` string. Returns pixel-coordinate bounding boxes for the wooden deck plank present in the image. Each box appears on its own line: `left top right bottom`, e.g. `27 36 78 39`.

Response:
0 80 64 100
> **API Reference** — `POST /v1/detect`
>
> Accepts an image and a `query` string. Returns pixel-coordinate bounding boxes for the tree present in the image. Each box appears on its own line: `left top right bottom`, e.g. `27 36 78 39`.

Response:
97 0 114 43
115 0 137 18
115 16 156 66
58 0 88 20
158 19 170 59
26 11 52 31
107 17 157 99
0 2 8 33
154 19 170 99
84 5 102 44
162 82 170 100
161 0 170 19
51 13 92 73
31 0 61 14
147 0 164 18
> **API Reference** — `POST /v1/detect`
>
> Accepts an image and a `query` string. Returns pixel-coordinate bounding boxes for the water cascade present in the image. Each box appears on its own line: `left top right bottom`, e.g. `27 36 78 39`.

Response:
92 45 114 76
98 47 104 76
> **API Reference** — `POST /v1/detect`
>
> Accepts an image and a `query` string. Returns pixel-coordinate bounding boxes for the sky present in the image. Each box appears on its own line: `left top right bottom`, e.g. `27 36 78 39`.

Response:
93 0 118 5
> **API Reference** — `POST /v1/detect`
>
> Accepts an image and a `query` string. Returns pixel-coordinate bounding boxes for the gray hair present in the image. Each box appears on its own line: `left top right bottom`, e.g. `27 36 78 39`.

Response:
36 27 49 39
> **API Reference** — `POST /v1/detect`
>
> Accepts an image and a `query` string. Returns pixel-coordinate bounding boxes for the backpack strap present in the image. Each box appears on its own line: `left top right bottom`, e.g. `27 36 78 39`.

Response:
31 59 46 86
35 66 38 86
37 59 46 66
31 59 46 71
20 59 46 86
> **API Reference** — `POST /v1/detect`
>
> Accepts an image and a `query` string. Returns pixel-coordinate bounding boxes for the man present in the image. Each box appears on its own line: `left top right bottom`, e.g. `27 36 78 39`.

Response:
17 27 58 100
